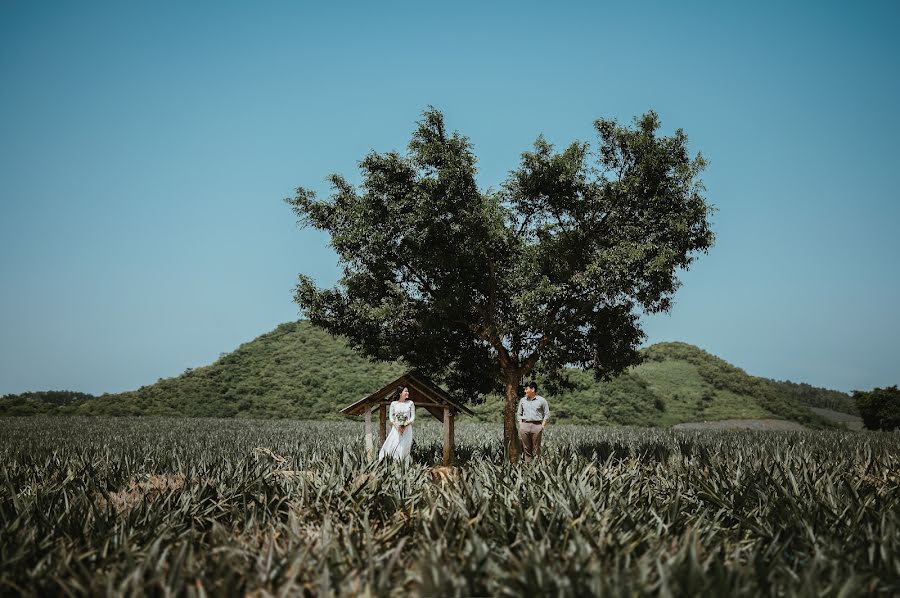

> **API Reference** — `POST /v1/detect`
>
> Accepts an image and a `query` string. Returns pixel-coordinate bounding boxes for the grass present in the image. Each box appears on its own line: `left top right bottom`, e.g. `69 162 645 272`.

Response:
1 416 897 596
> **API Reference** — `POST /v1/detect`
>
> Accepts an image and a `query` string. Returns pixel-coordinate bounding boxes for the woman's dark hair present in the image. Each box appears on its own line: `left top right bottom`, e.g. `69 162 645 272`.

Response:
396 385 409 399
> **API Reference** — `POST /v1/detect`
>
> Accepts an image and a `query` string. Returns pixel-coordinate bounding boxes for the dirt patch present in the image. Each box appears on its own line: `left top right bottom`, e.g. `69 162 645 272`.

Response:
672 419 806 431
98 473 189 514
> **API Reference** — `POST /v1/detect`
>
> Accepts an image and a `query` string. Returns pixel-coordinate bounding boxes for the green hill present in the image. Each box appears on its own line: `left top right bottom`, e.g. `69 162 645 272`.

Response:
470 342 856 428
1 321 857 428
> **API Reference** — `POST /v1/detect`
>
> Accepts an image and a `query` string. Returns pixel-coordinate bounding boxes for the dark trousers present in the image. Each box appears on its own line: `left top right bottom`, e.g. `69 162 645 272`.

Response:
518 421 544 463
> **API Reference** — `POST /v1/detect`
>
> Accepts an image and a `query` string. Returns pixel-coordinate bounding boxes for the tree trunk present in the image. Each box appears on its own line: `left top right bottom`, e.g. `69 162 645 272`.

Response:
503 373 521 463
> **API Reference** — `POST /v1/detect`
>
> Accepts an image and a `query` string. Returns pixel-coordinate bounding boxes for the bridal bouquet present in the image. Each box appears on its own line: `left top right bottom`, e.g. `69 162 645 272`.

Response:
395 413 409 428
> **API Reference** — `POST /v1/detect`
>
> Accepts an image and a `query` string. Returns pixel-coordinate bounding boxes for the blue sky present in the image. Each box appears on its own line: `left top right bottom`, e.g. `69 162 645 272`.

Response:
1 0 898 396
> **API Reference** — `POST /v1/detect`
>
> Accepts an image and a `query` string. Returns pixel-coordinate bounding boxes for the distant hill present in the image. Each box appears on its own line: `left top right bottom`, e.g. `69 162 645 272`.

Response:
1 321 858 428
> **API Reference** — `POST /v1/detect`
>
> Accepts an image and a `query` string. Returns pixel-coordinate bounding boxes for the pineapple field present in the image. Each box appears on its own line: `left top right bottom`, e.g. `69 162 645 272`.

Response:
1 416 897 596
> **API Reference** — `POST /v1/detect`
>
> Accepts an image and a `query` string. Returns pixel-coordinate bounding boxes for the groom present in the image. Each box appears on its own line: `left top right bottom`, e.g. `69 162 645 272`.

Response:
517 381 550 464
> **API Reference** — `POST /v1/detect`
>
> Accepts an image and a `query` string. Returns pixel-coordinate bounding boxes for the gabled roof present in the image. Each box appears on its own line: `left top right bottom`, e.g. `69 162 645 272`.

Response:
339 370 475 422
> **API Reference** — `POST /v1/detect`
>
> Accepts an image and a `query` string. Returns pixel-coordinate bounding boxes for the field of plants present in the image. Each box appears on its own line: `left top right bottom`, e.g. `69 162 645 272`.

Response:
1 416 897 596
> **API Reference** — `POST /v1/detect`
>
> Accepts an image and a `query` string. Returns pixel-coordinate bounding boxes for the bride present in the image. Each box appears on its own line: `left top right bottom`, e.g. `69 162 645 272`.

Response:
378 385 416 462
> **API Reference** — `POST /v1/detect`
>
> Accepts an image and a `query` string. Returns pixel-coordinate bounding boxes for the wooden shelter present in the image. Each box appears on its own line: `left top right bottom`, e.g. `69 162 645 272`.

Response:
339 371 474 465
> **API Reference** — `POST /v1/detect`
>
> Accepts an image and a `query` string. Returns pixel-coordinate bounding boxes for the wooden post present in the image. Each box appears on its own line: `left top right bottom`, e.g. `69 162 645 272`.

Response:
449 408 455 465
442 406 454 465
449 408 455 460
379 403 387 447
364 407 374 461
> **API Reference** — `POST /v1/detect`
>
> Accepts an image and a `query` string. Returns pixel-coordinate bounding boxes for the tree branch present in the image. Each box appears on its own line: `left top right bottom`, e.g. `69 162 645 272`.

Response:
522 335 551 374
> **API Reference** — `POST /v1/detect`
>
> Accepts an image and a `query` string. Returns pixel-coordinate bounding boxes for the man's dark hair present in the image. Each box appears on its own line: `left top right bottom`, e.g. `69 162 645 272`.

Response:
525 381 538 392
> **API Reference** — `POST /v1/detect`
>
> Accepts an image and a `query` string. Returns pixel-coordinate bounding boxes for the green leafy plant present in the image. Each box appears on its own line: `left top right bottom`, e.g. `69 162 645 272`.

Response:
0 417 896 595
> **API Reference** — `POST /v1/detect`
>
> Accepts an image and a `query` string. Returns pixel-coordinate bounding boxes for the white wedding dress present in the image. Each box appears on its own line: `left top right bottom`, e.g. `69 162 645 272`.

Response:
378 400 415 462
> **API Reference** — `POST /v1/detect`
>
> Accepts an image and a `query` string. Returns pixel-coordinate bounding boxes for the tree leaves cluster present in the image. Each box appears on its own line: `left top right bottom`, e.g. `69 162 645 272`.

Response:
288 108 713 392
854 385 900 431
287 108 715 459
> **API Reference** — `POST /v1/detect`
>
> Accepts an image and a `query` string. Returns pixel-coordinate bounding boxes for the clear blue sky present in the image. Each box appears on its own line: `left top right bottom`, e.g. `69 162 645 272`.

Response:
2 0 898 396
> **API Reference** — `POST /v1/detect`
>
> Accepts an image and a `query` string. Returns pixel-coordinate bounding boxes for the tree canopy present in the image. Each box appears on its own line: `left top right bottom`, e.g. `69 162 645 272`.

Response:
853 385 900 431
286 107 715 460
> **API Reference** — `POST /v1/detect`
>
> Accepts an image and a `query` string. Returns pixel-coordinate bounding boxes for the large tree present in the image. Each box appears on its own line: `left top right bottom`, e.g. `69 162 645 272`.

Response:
853 385 900 431
286 108 714 462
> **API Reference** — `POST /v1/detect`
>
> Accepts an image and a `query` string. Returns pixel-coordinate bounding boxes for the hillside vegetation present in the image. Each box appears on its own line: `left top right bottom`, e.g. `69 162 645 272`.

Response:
1 321 857 428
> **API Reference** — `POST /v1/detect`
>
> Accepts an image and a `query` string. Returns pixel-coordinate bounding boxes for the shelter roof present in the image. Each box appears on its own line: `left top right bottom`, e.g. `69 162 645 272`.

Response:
339 370 475 421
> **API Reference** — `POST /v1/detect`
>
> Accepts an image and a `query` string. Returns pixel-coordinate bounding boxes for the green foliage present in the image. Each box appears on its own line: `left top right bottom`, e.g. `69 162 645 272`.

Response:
65 322 404 420
768 379 859 414
1 323 859 429
286 108 715 400
1 417 897 595
853 385 900 431
0 390 95 415
469 370 658 426
642 342 839 429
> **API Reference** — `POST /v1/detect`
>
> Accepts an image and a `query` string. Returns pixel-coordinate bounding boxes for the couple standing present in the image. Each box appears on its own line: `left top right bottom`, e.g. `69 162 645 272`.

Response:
377 381 551 464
